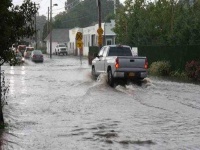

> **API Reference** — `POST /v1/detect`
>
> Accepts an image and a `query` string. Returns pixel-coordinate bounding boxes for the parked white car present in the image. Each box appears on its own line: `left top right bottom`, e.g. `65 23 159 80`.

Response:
55 44 68 55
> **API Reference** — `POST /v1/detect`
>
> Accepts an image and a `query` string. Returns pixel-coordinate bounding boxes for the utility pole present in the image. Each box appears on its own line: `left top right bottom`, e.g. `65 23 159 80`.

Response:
98 0 101 30
50 0 52 59
97 0 103 50
47 7 49 33
34 2 37 49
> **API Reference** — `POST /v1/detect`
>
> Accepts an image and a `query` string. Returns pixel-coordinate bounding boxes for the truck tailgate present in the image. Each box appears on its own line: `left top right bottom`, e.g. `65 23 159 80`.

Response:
118 56 146 69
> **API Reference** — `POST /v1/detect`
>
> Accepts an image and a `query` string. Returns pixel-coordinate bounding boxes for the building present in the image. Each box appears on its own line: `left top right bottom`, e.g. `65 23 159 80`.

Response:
44 20 116 56
69 20 116 56
44 29 69 54
68 27 83 55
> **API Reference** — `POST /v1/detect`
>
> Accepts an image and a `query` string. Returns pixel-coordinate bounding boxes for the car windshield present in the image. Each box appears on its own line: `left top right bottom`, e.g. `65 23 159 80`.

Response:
33 50 42 55
26 47 34 51
59 45 66 47
108 47 132 56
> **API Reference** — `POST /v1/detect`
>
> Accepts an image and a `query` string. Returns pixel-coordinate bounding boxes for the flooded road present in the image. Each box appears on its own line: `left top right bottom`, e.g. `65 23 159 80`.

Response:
2 55 200 149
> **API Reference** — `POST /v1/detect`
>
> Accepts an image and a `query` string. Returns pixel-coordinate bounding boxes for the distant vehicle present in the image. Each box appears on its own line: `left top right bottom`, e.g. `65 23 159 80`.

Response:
30 50 44 62
24 47 34 58
92 45 148 87
17 45 26 56
55 44 68 55
15 51 25 64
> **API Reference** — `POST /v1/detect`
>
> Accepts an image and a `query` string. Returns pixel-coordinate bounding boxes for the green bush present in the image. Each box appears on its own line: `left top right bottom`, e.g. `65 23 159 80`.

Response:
149 61 171 76
185 60 200 81
170 70 187 79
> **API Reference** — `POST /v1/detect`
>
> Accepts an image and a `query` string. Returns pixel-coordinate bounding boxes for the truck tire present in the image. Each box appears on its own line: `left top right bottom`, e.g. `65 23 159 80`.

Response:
92 66 96 78
107 69 114 87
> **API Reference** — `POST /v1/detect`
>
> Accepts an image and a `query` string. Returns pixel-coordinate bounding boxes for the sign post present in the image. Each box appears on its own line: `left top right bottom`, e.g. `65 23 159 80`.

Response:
76 32 83 65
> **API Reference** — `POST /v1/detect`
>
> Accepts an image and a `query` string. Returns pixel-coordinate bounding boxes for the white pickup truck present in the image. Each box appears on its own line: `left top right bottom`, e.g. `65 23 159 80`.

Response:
55 44 68 55
91 45 148 87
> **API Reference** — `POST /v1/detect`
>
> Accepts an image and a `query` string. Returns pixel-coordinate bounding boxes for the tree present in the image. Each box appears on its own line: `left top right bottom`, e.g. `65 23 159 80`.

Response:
0 0 38 65
36 15 47 43
53 0 116 29
0 0 38 126
114 0 200 46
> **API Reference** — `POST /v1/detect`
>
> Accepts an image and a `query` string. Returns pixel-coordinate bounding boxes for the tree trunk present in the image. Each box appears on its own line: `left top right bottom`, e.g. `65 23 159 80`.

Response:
0 66 4 125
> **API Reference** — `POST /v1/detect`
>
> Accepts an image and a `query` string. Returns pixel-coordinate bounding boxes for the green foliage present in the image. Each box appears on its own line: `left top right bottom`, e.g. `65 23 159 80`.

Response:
36 15 47 41
0 71 9 109
114 0 200 46
0 122 8 129
185 60 200 81
149 61 171 76
138 45 200 71
170 70 187 79
88 46 99 65
53 0 121 29
0 0 38 65
88 46 99 55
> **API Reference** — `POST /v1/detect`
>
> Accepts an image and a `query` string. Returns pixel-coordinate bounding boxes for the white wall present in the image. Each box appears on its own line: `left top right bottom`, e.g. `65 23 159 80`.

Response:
83 47 89 56
103 20 116 36
68 20 116 57
69 28 83 55
46 41 57 54
103 20 116 45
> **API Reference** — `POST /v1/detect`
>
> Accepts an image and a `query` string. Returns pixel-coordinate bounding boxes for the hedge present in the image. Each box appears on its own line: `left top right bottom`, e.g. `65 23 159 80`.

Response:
138 45 200 71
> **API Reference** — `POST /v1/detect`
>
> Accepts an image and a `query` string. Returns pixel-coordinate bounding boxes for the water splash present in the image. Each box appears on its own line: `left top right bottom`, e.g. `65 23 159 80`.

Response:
96 73 107 85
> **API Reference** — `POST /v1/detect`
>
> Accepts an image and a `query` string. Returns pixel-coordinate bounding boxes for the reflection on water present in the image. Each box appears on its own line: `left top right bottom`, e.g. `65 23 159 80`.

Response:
9 66 14 75
1 56 200 150
20 76 27 94
21 66 26 75
9 76 14 96
8 66 27 95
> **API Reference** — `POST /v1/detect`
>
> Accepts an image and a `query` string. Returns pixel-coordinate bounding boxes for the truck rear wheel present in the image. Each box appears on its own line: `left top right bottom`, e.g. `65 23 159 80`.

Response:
107 69 114 87
92 66 96 77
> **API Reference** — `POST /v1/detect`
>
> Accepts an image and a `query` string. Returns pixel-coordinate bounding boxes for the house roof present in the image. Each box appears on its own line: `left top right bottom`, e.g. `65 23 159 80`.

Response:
44 29 69 42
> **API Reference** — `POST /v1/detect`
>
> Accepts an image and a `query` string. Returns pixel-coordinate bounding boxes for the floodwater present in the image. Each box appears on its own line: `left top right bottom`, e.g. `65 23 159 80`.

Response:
1 55 200 150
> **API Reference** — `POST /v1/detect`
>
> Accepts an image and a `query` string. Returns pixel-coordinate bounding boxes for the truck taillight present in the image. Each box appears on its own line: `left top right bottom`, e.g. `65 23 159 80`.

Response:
115 58 119 69
144 58 148 69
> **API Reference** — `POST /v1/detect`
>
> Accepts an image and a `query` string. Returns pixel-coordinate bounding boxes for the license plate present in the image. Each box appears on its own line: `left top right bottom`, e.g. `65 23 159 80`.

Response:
129 72 135 77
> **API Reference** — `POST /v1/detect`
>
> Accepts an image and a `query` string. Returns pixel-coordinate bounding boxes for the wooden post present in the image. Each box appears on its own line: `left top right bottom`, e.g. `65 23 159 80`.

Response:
0 66 4 125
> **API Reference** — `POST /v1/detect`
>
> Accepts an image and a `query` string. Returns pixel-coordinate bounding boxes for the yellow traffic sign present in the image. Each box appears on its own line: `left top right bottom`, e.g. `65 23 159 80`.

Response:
98 35 103 45
76 40 83 48
97 27 103 35
76 32 83 40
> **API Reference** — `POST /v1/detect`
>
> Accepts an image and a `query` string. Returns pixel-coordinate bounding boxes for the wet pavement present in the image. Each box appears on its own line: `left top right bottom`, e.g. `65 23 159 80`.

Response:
1 55 200 149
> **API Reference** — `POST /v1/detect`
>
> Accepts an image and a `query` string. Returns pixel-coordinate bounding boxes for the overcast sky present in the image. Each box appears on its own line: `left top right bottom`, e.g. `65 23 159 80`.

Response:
12 0 125 17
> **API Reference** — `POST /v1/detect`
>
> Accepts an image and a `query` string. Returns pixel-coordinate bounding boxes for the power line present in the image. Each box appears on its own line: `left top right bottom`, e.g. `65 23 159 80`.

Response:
51 0 83 13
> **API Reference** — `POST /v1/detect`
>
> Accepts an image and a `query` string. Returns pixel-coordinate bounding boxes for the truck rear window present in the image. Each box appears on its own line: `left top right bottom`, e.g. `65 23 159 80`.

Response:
108 47 132 56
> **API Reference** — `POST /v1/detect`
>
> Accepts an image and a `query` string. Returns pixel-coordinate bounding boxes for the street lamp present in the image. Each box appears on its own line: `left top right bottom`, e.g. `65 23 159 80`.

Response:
50 2 58 59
